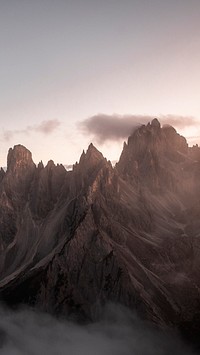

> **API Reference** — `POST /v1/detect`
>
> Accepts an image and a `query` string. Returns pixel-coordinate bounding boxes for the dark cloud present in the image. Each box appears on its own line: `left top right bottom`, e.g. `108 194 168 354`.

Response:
3 119 61 142
0 304 195 355
79 114 145 143
79 114 200 144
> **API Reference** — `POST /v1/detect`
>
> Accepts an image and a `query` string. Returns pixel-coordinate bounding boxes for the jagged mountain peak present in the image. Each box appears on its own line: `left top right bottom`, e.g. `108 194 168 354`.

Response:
88 142 95 150
116 120 190 192
7 144 35 173
151 117 161 128
120 119 187 156
79 142 106 169
86 142 103 157
126 119 187 151
1 124 200 346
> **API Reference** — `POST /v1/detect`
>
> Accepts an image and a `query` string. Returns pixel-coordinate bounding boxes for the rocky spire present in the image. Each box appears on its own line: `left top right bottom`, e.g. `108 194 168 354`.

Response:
7 144 35 173
78 143 106 170
116 119 188 191
151 118 161 128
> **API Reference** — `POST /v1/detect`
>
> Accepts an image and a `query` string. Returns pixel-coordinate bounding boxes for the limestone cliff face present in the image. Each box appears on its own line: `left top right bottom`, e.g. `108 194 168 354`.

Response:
1 121 200 342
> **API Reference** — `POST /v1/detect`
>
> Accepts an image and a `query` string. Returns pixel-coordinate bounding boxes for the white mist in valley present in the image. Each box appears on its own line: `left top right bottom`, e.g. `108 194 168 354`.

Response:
0 304 196 355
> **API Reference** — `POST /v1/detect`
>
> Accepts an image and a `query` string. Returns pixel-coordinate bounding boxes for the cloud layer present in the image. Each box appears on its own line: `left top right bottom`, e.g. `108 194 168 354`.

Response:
33 119 61 134
0 304 195 355
3 119 61 141
79 114 199 143
160 115 199 129
79 114 143 143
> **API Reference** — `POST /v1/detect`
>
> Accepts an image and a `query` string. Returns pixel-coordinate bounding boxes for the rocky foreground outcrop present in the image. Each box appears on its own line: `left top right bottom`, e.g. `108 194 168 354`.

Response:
1 119 200 343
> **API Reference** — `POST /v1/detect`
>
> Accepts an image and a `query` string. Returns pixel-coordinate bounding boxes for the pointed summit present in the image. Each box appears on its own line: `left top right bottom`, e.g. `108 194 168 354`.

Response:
88 142 95 150
79 143 105 168
151 118 161 128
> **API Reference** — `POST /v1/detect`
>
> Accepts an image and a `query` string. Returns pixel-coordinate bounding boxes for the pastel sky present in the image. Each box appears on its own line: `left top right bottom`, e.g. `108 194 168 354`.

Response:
1 0 200 166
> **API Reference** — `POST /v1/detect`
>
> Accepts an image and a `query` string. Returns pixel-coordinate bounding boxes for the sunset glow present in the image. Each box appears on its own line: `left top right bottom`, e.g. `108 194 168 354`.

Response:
0 0 200 166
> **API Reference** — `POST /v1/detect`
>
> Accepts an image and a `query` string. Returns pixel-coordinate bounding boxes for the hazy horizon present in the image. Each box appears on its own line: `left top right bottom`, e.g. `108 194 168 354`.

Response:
1 116 199 169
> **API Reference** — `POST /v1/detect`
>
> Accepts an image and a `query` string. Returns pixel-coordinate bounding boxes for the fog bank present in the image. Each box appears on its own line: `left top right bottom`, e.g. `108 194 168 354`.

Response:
0 304 195 355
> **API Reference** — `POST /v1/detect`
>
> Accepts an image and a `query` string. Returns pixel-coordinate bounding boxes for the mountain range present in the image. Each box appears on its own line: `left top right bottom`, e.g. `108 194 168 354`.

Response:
0 118 200 344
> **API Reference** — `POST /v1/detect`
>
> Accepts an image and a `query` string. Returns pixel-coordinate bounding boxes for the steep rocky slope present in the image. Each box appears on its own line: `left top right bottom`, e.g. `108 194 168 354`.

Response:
1 119 200 342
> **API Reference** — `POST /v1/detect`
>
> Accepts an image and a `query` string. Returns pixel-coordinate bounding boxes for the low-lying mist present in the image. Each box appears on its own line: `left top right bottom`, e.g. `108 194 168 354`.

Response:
0 304 196 355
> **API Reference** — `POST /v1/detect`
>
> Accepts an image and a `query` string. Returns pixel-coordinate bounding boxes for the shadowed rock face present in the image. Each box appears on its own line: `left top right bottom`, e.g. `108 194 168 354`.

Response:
1 121 200 343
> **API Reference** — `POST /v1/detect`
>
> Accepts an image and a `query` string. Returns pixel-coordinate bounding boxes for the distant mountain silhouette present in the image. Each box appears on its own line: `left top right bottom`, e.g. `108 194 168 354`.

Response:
1 119 200 344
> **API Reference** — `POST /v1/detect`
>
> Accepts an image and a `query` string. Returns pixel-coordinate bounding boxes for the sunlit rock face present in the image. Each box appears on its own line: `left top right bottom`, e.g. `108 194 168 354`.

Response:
0 120 200 344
